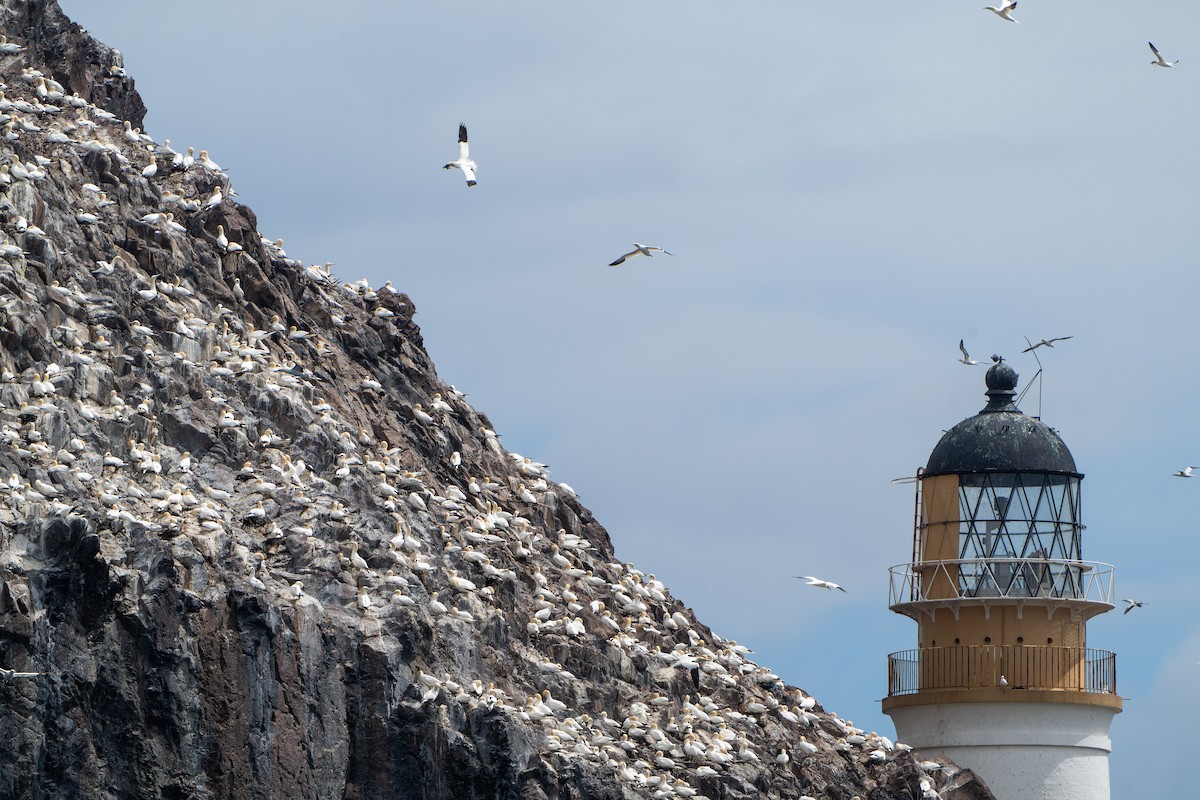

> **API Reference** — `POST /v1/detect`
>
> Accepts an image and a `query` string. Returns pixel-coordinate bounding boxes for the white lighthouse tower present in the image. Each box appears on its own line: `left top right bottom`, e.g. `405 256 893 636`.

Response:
883 362 1121 800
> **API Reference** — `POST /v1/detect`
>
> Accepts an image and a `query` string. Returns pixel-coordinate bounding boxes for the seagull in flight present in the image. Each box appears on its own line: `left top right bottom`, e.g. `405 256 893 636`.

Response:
0 666 41 679
443 124 477 187
795 575 847 592
609 243 673 267
984 1 1018 23
1022 336 1073 353
1173 466 1196 478
958 339 986 366
1149 42 1178 68
1123 598 1146 615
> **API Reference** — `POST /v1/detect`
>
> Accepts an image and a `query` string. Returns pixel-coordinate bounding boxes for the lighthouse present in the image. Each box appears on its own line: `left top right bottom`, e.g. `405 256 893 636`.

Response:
883 361 1121 800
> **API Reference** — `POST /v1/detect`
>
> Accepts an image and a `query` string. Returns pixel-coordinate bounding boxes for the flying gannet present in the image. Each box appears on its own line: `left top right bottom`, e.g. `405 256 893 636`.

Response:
984 1 1018 22
1149 42 1178 68
1022 335 1072 352
958 339 985 366
443 124 477 187
1173 466 1196 478
795 575 847 592
608 243 673 267
0 666 40 679
1122 598 1146 614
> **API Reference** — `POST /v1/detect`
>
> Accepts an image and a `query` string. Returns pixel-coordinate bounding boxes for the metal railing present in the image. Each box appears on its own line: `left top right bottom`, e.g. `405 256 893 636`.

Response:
888 559 1115 606
887 646 1117 696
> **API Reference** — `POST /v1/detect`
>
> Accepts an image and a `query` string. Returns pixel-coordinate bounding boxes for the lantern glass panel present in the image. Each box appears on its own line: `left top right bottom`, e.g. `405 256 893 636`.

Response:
955 473 1083 598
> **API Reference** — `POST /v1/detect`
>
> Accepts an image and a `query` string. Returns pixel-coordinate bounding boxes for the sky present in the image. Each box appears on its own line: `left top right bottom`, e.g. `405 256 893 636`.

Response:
61 1 1200 796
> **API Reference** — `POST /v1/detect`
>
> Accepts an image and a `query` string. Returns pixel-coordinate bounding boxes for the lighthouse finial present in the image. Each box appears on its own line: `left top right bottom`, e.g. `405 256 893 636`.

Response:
983 361 1018 411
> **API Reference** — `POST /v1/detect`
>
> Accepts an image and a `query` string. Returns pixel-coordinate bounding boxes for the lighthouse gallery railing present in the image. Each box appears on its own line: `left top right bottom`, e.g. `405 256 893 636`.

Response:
887 645 1117 696
888 559 1115 605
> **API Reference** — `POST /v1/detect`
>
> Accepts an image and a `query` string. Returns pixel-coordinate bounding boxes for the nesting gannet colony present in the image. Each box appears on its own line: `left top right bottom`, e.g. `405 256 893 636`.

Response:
0 3 999 798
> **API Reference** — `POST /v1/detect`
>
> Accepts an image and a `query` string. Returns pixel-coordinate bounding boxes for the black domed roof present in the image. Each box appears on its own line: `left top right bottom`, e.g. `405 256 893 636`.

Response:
925 361 1079 477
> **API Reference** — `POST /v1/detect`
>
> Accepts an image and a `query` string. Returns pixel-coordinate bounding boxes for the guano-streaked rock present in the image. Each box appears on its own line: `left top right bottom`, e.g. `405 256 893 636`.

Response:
0 3 994 799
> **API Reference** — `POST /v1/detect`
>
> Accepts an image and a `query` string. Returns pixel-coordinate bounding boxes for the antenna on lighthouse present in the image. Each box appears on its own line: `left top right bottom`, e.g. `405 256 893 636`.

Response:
1016 337 1044 418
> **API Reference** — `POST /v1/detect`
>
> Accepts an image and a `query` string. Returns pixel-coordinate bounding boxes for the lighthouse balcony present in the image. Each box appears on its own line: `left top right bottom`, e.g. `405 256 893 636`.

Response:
886 645 1118 697
888 558 1115 621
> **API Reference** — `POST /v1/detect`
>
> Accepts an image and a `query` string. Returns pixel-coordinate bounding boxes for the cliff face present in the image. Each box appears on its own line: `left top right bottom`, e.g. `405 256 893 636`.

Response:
0 3 993 800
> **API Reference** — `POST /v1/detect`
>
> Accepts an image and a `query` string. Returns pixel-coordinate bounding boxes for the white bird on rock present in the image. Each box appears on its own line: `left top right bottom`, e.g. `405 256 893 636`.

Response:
609 243 672 267
216 224 242 253
442 124 477 187
198 150 223 171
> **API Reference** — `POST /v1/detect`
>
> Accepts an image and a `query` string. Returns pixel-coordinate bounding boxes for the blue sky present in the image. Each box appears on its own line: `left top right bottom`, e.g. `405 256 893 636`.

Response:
64 2 1200 795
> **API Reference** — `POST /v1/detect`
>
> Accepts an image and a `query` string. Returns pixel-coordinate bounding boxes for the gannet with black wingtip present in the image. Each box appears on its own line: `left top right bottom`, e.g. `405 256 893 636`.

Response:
609 243 673 267
958 339 985 366
1173 466 1196 478
1023 335 1072 352
443 124 477 187
1122 598 1146 614
795 575 847 592
1149 42 1178 68
984 1 1018 22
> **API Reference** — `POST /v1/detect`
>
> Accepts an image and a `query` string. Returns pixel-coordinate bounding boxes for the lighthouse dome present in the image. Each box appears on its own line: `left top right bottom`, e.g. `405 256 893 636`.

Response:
924 361 1079 478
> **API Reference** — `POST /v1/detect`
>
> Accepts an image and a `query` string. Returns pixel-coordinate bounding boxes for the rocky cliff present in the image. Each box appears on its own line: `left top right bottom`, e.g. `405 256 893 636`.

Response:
0 3 993 799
